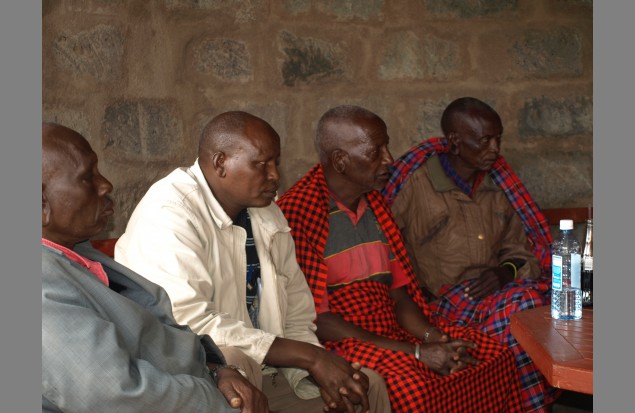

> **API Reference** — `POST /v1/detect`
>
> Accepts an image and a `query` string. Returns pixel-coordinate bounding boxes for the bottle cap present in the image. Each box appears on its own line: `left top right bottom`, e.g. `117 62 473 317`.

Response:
560 219 574 230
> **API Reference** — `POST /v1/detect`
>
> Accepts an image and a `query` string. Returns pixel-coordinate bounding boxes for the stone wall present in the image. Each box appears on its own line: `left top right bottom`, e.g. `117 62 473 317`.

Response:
42 0 593 239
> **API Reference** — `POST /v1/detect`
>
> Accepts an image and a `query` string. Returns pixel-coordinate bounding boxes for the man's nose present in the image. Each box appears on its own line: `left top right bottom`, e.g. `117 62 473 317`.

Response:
382 147 394 165
268 163 280 181
488 138 500 153
99 174 114 194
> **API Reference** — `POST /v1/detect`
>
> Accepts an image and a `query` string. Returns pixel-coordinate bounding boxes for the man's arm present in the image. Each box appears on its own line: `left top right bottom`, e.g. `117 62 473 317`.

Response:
267 229 370 412
465 207 541 299
497 209 541 279
264 337 369 413
42 280 239 413
115 200 277 363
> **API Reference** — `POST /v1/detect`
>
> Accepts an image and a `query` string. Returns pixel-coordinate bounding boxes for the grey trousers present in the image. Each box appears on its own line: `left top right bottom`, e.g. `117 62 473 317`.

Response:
220 346 391 413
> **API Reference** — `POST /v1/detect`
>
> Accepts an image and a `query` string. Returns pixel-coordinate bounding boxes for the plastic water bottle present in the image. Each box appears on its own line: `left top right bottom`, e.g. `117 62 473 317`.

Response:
551 219 582 320
581 216 593 307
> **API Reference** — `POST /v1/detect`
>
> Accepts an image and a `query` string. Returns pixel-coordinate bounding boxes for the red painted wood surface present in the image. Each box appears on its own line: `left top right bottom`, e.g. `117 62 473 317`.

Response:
90 238 118 258
511 306 593 394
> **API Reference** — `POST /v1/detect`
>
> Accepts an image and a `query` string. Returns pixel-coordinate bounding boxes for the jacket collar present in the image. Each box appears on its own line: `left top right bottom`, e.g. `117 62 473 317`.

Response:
189 159 289 234
427 154 499 193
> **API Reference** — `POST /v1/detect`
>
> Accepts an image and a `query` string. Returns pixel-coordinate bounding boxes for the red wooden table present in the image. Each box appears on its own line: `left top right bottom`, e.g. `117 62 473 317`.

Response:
510 306 593 394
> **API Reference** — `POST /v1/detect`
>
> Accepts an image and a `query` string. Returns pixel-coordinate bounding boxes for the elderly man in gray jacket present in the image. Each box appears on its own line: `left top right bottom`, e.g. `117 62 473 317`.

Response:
41 122 268 412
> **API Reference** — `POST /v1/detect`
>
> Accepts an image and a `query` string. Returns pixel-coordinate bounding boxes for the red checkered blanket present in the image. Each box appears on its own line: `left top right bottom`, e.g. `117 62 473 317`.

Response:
277 165 523 412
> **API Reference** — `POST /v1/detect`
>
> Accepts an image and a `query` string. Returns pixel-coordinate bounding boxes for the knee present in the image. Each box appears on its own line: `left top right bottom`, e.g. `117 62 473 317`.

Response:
219 346 263 388
361 368 391 413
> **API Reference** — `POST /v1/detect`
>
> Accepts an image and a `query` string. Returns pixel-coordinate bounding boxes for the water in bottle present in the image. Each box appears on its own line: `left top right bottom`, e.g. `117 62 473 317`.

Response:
551 219 582 320
581 216 593 307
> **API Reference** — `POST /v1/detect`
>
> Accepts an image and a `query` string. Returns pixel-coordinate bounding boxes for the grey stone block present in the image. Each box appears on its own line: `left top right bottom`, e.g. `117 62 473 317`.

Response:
379 32 460 80
413 100 447 144
284 0 311 14
65 0 126 15
518 96 592 137
510 152 592 208
164 0 265 22
52 24 124 82
426 0 517 18
316 0 384 19
102 100 182 161
278 31 347 86
511 28 583 77
42 106 92 145
191 38 253 81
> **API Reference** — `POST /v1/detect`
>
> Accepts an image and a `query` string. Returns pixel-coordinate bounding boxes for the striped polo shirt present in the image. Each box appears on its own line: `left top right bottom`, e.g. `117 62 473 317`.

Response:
319 194 408 313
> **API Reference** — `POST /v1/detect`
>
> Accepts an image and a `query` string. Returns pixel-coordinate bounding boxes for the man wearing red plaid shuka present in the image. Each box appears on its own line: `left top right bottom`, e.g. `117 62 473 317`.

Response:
277 105 523 413
383 97 559 413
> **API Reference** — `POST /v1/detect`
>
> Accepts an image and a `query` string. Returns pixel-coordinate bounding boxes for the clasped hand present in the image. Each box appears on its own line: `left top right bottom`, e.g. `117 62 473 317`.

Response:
417 335 479 376
215 366 270 412
310 350 370 413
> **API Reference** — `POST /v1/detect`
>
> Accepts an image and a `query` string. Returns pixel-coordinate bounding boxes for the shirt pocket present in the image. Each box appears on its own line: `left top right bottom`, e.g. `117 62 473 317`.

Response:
417 213 450 247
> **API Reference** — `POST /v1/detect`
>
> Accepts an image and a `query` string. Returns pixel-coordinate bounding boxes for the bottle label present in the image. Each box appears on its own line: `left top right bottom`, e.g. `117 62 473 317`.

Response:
571 253 581 289
552 255 563 291
583 256 593 271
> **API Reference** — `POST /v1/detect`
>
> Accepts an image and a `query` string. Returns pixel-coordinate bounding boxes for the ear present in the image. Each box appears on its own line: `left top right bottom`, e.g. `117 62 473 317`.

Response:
211 152 227 178
42 190 51 227
331 149 348 174
447 132 460 155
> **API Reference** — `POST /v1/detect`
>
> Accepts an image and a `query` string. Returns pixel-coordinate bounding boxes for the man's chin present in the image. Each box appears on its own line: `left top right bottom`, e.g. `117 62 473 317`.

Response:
254 197 274 207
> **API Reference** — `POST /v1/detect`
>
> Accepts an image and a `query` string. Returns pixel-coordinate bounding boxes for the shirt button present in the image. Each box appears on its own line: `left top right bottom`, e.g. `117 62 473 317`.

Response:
477 234 484 240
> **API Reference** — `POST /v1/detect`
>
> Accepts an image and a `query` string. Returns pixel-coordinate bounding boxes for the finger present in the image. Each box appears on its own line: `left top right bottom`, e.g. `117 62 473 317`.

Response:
459 354 480 366
229 396 243 409
342 395 357 413
450 361 467 374
218 384 243 409
447 339 476 350
319 387 339 410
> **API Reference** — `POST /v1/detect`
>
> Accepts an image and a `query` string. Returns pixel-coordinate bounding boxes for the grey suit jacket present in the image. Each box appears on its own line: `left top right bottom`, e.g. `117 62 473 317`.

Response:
42 240 239 413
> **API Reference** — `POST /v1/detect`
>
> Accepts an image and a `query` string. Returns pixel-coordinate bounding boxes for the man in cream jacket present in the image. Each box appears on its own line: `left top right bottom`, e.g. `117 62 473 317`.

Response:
115 111 389 413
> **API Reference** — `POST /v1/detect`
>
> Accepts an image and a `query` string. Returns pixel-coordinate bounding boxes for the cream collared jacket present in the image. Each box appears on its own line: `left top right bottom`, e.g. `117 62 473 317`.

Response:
116 159 321 399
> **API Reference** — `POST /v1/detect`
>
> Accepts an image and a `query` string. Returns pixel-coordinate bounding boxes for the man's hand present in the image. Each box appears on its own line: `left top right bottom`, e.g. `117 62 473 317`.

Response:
215 367 270 413
417 339 479 376
309 350 370 413
463 266 514 300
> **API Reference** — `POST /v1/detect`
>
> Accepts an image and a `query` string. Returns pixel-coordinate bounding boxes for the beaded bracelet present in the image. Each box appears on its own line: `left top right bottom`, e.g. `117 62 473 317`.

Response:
500 261 518 279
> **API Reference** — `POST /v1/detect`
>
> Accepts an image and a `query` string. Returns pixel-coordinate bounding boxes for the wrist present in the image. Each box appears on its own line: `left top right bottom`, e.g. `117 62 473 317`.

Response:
414 343 421 361
422 326 442 343
209 364 247 384
499 258 526 281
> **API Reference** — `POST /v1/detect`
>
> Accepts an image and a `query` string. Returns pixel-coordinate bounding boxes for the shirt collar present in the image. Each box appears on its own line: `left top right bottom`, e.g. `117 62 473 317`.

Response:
427 154 499 193
42 238 109 286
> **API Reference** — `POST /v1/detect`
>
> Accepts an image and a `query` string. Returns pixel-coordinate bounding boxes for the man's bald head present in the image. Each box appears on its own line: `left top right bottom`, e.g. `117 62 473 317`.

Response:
42 122 113 248
314 105 386 164
42 123 91 187
440 97 500 137
198 111 279 169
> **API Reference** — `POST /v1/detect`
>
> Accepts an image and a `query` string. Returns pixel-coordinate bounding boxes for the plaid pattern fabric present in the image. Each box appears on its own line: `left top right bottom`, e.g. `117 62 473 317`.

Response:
381 137 553 274
277 165 524 413
432 279 561 412
438 153 486 196
380 138 561 412
329 281 523 413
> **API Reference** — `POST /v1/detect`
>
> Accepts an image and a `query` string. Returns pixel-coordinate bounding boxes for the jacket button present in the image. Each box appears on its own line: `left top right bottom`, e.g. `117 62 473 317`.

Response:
477 234 484 240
